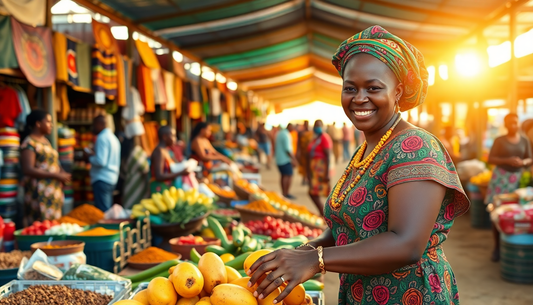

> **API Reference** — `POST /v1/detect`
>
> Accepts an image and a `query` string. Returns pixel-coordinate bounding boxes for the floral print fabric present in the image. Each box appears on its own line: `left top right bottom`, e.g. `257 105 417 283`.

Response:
484 166 522 204
324 128 469 305
21 137 64 224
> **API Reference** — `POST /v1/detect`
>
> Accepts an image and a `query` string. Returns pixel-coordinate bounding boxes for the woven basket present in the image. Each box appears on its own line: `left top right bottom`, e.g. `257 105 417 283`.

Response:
234 183 254 200
235 206 283 223
216 194 236 207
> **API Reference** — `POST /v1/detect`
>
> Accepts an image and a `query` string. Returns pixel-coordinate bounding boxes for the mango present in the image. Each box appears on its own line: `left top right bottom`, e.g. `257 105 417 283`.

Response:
258 287 281 305
195 296 212 305
132 290 150 304
147 277 178 305
225 266 242 283
210 284 258 305
282 284 305 305
114 301 144 305
172 262 205 298
230 277 257 294
177 296 200 305
198 252 228 294
243 250 272 273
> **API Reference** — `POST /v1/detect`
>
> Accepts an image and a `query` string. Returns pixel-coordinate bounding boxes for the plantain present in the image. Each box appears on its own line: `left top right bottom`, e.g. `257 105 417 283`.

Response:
151 193 168 213
140 199 160 214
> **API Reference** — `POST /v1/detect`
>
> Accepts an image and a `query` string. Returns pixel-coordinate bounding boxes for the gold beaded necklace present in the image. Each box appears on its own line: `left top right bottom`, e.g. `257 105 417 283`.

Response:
330 114 402 208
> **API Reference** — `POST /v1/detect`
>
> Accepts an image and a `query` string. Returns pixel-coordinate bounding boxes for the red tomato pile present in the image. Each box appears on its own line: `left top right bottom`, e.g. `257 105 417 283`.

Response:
21 220 60 236
244 216 322 239
174 235 206 245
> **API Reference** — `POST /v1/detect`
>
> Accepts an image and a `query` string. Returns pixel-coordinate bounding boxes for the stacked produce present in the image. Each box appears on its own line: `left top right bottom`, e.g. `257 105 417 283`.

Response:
470 170 491 186
67 204 105 225
127 250 318 305
238 200 282 215
244 217 323 240
173 235 209 245
131 187 213 225
129 247 179 264
207 183 237 199
210 208 240 228
76 227 119 236
235 179 263 198
19 220 60 236
259 192 324 228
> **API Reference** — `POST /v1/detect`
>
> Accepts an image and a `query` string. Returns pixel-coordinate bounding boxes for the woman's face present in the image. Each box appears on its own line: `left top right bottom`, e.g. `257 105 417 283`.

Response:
37 115 52 135
341 54 403 134
202 126 212 138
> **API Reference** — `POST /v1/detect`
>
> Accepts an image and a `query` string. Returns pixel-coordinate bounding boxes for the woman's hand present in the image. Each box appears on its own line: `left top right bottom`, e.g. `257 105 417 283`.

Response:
54 172 71 184
508 156 523 168
248 249 320 303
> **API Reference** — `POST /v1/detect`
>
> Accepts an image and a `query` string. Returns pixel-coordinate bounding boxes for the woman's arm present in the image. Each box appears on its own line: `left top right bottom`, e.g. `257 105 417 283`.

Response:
488 138 522 167
21 149 60 180
248 180 445 302
193 139 231 163
298 228 335 251
151 148 184 182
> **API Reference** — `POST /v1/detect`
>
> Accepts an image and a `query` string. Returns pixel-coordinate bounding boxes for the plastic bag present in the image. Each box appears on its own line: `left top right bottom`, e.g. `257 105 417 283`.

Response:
62 263 127 281
104 204 130 220
17 249 63 280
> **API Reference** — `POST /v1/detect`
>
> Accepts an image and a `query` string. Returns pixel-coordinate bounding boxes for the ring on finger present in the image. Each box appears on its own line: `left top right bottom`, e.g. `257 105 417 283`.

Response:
280 276 286 283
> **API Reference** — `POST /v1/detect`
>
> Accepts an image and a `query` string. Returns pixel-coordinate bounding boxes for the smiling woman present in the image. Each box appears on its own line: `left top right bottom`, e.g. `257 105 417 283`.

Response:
247 25 470 305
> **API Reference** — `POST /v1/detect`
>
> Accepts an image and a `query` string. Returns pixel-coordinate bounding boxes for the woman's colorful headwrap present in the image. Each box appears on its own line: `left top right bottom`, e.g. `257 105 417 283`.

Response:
332 25 428 112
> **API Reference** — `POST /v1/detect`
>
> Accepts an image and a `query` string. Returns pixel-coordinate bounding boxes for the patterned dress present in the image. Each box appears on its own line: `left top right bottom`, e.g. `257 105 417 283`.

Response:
21 137 64 224
324 128 470 305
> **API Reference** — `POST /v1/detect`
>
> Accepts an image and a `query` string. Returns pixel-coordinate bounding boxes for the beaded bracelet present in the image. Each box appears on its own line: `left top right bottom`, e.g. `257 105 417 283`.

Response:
296 243 316 250
317 246 326 274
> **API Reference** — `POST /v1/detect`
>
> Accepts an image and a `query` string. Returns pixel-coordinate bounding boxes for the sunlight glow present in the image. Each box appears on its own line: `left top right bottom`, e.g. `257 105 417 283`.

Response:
455 53 482 77
438 65 448 81
427 66 435 86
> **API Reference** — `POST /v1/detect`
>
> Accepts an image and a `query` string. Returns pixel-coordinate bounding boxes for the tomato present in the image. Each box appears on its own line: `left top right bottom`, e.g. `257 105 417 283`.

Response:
265 229 273 236
34 229 43 236
265 216 273 223
51 220 59 226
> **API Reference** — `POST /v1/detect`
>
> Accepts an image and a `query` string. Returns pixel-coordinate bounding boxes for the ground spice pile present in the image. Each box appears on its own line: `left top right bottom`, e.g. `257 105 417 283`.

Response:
67 204 104 225
76 227 118 236
129 247 179 264
0 285 113 305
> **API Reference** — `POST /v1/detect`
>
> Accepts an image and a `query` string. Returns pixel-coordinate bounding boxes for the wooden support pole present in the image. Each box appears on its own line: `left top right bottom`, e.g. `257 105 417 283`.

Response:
46 0 57 149
509 7 518 113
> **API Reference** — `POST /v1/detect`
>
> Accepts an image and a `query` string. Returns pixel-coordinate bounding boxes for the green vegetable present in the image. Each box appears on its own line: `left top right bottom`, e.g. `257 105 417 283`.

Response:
241 226 252 237
272 235 308 248
303 279 324 291
131 269 169 290
161 203 212 227
225 252 252 270
238 269 248 277
190 248 202 263
232 226 245 247
242 237 258 253
273 244 294 250
206 245 230 256
124 259 181 283
207 217 232 249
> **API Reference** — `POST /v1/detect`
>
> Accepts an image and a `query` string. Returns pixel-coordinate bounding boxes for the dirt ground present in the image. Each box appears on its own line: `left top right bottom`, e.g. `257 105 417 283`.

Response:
260 161 533 305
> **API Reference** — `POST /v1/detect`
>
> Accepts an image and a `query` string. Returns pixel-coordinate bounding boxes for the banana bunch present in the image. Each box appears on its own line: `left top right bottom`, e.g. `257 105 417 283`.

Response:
131 187 213 218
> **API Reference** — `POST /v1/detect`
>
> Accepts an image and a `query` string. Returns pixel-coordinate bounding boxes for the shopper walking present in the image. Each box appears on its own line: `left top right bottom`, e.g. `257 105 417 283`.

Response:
307 120 332 216
255 123 272 169
275 123 297 199
486 113 532 261
248 25 470 305
298 120 314 186
20 110 70 224
86 115 120 212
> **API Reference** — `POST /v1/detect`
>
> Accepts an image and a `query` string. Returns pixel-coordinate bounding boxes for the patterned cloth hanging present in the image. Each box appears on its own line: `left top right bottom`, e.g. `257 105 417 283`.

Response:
92 46 117 99
0 16 17 69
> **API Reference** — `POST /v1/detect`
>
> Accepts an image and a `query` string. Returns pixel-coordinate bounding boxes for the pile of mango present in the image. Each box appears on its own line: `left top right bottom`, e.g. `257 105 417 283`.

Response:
259 192 324 228
120 250 316 305
470 171 492 186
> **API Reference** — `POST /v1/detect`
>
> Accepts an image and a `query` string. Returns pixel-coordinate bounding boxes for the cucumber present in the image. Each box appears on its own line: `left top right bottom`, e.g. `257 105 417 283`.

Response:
303 279 324 291
241 226 252 237
132 269 168 290
272 235 308 248
242 237 258 253
190 248 202 263
232 226 245 247
273 244 294 250
206 245 230 256
225 252 252 270
124 259 181 283
207 216 232 249
238 269 248 277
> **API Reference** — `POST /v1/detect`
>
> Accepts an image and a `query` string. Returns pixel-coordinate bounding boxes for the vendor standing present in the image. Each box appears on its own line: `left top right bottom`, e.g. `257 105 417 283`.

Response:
21 110 70 224
150 126 190 194
248 25 470 305
85 115 120 212
486 113 532 261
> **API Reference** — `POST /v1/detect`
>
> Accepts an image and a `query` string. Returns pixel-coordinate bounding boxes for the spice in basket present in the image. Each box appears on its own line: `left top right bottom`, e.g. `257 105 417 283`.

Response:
128 247 179 264
76 227 119 236
207 184 236 198
58 216 89 227
67 204 104 225
0 250 32 269
0 285 113 305
240 200 280 214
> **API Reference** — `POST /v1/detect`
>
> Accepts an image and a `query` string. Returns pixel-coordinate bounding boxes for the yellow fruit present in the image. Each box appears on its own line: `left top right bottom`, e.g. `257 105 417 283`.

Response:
152 193 168 213
225 266 242 282
243 250 272 273
163 190 176 210
220 253 235 263
210 284 258 305
114 301 144 305
132 290 150 304
201 228 215 238
140 199 160 214
198 252 228 294
177 297 200 305
147 277 178 305
258 287 281 305
199 289 209 298
230 277 256 294
172 262 205 298
282 284 305 305
169 266 176 275
302 294 313 305
195 296 212 305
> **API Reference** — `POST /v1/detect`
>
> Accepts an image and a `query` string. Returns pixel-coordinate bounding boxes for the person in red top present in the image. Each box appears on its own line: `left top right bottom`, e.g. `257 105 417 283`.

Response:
0 85 22 128
307 120 332 215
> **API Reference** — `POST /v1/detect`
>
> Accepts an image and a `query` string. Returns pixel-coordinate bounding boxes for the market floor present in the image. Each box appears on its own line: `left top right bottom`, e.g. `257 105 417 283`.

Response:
259 161 533 305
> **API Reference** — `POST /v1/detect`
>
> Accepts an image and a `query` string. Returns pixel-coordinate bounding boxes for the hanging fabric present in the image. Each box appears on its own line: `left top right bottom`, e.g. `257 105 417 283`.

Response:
211 87 221 116
162 71 176 110
135 39 160 69
11 17 55 87
92 46 117 99
55 83 70 121
122 87 146 139
12 85 30 129
0 0 45 27
52 32 68 82
76 42 92 91
123 145 150 209
152 69 167 105
0 16 17 69
173 60 186 79
137 64 155 113
0 86 22 128
174 77 183 118
189 102 202 119
66 38 80 87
